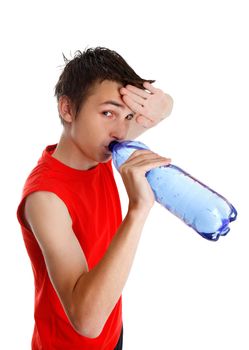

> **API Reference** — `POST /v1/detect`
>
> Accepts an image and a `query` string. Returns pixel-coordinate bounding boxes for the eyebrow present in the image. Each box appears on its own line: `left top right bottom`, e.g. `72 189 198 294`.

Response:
100 100 125 108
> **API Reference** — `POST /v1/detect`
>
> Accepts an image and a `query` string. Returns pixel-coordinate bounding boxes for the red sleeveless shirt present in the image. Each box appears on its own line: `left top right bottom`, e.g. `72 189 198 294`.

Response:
17 144 123 350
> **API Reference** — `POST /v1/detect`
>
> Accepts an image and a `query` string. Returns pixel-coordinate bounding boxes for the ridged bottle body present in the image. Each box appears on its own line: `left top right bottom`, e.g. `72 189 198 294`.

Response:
109 140 237 241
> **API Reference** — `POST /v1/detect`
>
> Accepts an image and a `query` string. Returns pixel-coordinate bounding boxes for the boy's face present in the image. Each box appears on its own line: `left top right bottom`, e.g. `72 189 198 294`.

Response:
68 80 135 166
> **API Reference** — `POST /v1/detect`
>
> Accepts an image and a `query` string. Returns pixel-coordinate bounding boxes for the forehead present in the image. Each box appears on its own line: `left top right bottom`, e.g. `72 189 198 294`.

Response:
89 80 123 103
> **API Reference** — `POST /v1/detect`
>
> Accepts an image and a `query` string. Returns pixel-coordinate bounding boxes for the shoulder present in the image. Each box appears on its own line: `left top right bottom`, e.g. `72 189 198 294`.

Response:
26 190 63 206
23 190 73 244
25 191 72 221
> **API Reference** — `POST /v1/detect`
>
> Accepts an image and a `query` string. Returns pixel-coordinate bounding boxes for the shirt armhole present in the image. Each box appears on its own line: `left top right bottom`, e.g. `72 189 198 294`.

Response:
17 187 77 233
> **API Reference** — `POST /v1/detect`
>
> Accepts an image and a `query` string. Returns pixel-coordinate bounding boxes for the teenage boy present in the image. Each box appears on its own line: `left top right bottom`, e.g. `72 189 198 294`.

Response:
17 47 173 350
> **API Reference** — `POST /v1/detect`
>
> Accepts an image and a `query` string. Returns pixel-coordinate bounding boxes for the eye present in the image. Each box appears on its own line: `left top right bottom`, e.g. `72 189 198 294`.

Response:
126 113 134 121
103 111 113 118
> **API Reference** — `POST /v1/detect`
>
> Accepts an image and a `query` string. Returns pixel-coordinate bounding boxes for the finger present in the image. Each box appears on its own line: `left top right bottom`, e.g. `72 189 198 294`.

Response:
124 151 158 165
121 90 147 106
142 158 171 173
122 95 144 115
125 150 171 165
141 157 171 168
125 150 155 162
143 82 159 94
121 85 150 99
121 156 171 174
134 157 171 167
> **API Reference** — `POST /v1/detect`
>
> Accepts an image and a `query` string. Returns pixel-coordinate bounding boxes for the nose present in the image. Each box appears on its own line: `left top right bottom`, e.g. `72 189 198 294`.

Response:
110 119 129 142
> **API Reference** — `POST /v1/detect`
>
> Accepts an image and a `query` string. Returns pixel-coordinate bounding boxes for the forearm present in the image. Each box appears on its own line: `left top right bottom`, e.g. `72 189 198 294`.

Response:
126 118 148 140
71 207 150 337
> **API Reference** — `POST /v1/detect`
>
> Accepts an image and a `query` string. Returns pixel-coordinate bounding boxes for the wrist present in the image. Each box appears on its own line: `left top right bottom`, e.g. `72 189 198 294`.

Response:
127 203 151 220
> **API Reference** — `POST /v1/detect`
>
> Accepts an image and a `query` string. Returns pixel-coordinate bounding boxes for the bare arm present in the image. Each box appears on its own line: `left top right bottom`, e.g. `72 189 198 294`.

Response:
24 150 171 338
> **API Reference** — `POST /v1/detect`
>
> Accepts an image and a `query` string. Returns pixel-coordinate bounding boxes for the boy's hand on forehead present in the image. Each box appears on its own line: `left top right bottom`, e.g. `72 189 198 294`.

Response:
120 82 173 129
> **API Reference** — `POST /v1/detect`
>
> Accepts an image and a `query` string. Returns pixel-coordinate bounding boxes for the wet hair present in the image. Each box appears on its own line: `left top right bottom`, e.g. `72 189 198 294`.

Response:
54 47 155 123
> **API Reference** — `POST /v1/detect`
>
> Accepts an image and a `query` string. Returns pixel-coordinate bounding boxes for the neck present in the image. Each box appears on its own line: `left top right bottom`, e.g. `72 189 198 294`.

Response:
52 133 99 170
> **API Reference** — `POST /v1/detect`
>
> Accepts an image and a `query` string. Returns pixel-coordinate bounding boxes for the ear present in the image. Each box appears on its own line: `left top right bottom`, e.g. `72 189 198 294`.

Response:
58 96 75 123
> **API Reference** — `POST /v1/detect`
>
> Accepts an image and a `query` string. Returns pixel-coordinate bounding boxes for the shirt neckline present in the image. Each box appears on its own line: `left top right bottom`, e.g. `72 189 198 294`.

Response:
41 144 102 178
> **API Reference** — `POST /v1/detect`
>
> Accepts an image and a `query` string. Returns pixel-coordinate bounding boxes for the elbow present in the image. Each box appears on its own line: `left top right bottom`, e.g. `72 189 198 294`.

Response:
69 301 105 339
69 279 107 338
72 316 104 339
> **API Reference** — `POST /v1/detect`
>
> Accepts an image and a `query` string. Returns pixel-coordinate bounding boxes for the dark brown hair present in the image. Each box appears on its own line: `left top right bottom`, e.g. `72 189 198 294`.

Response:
54 47 155 123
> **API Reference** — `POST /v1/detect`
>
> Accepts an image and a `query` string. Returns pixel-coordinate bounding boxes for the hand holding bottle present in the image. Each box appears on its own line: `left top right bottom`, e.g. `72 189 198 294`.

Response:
119 149 171 213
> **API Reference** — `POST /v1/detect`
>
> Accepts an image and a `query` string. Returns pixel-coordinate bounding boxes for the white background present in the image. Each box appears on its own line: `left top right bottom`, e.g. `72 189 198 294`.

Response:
0 0 248 349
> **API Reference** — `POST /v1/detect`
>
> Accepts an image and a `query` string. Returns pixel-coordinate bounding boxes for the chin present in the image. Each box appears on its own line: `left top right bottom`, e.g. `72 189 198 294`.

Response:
101 153 112 163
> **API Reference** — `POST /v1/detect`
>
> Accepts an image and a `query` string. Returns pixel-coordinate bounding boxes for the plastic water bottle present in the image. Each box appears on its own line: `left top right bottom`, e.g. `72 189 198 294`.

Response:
109 140 237 241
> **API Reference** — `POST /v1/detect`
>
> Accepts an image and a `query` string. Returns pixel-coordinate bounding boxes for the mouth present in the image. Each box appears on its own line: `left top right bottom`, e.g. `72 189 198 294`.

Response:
108 140 119 152
104 146 112 155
